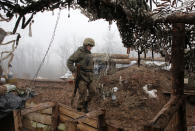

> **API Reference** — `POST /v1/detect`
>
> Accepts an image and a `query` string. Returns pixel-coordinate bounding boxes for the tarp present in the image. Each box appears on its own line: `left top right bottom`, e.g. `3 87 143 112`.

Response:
0 92 32 119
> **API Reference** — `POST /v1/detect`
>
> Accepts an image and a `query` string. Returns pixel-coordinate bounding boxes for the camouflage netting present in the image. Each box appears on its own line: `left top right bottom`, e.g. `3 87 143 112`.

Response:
185 49 195 74
77 0 153 48
1 0 195 68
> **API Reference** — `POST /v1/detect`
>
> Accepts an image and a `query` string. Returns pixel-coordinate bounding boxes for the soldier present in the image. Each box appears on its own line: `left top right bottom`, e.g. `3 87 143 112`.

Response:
67 38 95 113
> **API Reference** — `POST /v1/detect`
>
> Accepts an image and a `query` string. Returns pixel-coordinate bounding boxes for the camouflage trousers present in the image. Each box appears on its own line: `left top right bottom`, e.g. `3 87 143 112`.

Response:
77 80 95 111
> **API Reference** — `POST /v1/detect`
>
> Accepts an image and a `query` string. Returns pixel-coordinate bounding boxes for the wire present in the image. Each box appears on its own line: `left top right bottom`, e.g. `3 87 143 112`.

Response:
30 9 61 88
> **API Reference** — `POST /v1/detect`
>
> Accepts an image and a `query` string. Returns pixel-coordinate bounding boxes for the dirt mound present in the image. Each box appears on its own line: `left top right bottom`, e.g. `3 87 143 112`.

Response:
89 65 172 130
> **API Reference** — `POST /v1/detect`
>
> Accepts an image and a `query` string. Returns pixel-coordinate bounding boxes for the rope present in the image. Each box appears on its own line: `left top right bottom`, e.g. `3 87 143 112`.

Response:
30 9 61 87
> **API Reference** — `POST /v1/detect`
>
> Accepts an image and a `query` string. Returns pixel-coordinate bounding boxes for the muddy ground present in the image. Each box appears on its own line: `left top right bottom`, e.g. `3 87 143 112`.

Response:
17 65 195 131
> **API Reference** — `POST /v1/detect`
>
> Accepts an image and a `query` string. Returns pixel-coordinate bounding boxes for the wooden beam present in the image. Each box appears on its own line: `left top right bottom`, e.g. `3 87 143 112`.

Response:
86 110 104 118
154 12 195 24
59 114 74 122
92 53 129 59
146 96 184 130
172 23 186 131
59 104 99 128
59 106 84 119
77 123 97 131
25 102 52 115
21 102 55 116
129 57 165 62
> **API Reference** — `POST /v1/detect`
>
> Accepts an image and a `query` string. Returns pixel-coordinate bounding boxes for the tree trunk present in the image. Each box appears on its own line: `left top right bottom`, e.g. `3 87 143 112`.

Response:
152 43 154 59
138 50 141 67
172 23 186 131
144 50 146 58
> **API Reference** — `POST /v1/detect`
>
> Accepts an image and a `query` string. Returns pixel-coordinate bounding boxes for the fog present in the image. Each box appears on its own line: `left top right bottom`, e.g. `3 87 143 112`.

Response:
1 9 129 79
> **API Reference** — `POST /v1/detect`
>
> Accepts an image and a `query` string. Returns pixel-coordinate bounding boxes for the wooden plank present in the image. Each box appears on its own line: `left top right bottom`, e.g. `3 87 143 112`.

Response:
59 104 107 129
92 53 129 59
77 123 97 131
59 114 74 122
13 110 22 131
25 102 52 115
58 104 84 119
24 112 52 125
22 102 55 116
129 57 165 62
22 118 35 131
111 59 130 64
79 117 97 128
60 113 97 129
59 105 99 128
94 58 130 64
51 104 59 131
22 118 51 131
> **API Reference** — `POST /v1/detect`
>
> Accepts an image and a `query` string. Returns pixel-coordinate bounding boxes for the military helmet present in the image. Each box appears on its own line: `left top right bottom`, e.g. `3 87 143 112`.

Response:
83 38 95 47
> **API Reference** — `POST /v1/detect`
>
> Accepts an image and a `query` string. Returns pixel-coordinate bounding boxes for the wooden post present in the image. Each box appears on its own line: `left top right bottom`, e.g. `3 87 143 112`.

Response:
13 110 22 131
172 23 186 131
51 103 59 131
98 111 106 131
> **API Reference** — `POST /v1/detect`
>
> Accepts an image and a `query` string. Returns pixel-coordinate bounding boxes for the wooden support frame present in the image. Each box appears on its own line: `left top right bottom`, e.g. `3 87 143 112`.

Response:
144 23 186 131
16 102 123 131
144 96 184 130
21 102 55 116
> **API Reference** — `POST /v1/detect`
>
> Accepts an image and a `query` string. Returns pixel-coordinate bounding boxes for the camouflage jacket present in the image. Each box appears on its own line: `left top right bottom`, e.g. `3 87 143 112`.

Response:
67 46 94 83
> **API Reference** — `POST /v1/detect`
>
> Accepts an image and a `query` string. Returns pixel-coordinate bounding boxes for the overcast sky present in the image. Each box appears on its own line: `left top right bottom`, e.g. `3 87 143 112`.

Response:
1 8 125 50
0 8 128 78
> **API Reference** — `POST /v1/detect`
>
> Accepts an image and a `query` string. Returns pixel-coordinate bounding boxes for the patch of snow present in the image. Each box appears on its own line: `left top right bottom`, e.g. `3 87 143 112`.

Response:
60 71 72 79
142 85 157 98
145 61 171 71
162 64 171 71
145 61 165 66
36 76 46 79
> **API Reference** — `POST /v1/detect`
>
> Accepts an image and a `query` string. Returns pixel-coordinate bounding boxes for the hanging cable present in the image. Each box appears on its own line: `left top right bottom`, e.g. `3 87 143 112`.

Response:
29 9 61 88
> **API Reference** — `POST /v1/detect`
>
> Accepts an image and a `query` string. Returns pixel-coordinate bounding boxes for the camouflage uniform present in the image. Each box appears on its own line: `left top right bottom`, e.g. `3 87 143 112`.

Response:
67 38 95 112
